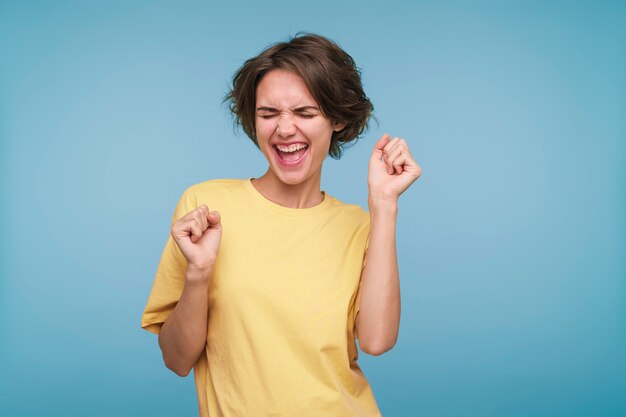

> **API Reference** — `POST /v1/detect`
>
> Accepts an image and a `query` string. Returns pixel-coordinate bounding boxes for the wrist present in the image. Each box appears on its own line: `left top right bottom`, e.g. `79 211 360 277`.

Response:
368 192 399 213
185 263 214 283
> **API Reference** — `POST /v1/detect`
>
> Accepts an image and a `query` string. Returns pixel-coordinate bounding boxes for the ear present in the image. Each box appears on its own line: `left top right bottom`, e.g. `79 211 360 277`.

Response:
333 121 346 132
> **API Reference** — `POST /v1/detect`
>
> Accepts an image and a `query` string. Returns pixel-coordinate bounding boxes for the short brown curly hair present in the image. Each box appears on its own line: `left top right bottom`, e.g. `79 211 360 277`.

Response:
224 32 374 159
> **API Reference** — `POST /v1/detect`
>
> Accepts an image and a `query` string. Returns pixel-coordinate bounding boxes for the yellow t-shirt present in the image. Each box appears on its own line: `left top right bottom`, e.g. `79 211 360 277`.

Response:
141 178 382 417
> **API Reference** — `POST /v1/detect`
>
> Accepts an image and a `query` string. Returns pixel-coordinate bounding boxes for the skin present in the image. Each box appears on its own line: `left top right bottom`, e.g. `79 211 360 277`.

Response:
356 133 422 355
158 68 422 376
158 206 221 376
250 68 346 208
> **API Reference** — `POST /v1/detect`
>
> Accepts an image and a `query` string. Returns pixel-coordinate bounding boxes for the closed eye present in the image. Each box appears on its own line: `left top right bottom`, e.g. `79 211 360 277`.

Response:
258 114 316 119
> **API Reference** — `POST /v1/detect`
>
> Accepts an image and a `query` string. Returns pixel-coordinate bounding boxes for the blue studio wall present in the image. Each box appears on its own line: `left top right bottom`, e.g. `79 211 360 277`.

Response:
0 1 624 416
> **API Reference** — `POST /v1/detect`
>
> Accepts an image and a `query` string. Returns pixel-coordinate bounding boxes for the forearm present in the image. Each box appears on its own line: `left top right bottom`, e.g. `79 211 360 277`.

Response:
158 265 211 376
357 195 400 355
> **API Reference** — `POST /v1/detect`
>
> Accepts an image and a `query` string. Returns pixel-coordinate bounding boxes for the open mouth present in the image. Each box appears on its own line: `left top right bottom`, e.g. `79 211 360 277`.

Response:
273 143 309 166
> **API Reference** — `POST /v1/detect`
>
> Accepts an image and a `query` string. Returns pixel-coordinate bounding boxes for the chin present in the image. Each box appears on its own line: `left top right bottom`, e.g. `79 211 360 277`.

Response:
276 171 308 186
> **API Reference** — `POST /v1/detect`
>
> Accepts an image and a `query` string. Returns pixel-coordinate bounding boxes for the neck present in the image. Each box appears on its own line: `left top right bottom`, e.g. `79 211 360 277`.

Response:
251 169 324 209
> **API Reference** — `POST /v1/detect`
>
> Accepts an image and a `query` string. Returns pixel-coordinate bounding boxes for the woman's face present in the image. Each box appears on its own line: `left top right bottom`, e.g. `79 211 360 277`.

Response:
255 69 344 186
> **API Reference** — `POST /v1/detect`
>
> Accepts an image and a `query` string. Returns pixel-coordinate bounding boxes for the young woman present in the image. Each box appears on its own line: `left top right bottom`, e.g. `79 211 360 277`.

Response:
142 33 422 417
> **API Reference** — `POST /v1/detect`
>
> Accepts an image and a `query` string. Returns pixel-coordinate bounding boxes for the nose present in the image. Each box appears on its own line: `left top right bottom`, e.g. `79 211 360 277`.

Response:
276 113 297 137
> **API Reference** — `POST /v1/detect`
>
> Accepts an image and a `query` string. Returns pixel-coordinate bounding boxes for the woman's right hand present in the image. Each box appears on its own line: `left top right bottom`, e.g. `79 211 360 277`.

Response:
171 204 222 271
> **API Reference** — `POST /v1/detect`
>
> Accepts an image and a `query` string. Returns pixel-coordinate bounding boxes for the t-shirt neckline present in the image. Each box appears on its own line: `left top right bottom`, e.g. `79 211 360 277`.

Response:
243 178 333 216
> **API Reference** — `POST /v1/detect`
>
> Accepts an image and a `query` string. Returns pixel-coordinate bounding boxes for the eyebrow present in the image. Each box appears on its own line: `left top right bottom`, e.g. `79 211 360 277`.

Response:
256 106 320 112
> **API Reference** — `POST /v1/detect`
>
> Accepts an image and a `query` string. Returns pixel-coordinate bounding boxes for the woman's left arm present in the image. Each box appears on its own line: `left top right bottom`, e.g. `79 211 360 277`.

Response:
356 133 422 356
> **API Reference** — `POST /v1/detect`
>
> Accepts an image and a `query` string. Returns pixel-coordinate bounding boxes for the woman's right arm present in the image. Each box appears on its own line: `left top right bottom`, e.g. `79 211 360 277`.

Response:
158 204 222 377
158 264 212 376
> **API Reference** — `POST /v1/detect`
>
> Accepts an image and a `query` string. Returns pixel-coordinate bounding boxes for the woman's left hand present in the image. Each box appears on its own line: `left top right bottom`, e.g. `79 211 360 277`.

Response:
368 133 422 201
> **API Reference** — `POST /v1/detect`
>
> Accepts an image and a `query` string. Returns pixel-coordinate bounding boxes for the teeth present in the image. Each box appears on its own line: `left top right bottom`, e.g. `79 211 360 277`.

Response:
276 143 308 153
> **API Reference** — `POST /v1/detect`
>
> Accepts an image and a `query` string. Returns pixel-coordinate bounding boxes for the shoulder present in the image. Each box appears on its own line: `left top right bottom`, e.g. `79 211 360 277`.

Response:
172 178 249 214
325 194 370 229
182 178 247 199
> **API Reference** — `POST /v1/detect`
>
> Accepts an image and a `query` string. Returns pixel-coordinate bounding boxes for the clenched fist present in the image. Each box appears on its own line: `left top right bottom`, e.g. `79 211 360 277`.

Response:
171 204 222 271
368 133 422 201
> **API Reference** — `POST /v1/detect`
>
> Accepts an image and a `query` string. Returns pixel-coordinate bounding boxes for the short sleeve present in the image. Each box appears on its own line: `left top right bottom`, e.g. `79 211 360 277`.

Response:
141 188 197 334
350 217 371 341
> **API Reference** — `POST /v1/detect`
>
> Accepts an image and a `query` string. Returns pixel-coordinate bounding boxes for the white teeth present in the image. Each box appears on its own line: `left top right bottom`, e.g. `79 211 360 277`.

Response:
276 143 308 153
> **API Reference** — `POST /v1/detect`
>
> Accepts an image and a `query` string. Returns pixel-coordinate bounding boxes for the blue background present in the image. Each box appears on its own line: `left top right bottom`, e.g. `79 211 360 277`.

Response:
1 1 624 416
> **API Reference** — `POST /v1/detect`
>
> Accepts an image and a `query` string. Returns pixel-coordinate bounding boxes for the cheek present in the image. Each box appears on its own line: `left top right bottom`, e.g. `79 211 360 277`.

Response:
305 121 334 140
255 120 274 142
312 125 334 151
